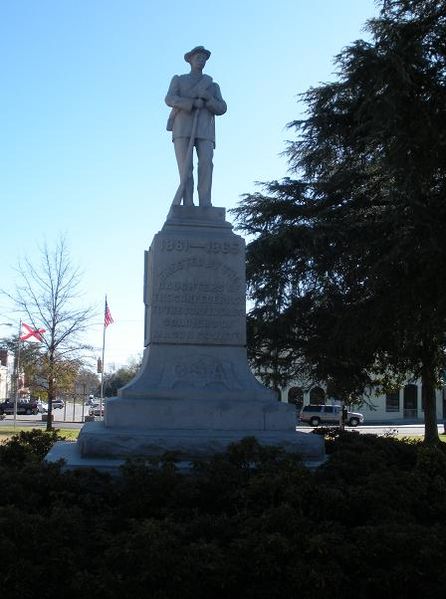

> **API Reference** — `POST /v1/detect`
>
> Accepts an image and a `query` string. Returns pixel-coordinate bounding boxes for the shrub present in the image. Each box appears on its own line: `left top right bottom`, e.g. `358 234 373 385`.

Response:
0 428 64 466
0 432 445 598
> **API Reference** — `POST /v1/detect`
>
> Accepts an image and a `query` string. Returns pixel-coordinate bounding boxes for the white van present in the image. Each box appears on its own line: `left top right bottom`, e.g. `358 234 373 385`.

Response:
299 404 364 427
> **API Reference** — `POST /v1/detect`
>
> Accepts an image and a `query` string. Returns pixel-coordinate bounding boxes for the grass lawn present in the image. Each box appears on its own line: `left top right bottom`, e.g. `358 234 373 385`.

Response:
0 427 79 442
395 433 446 442
0 427 445 445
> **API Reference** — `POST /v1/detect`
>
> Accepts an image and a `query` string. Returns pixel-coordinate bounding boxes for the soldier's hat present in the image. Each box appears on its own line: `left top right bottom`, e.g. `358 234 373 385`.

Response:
184 46 211 63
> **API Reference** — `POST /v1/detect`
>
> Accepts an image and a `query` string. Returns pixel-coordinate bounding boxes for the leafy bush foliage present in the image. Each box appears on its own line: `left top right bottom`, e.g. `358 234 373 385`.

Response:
1 431 446 598
0 428 64 465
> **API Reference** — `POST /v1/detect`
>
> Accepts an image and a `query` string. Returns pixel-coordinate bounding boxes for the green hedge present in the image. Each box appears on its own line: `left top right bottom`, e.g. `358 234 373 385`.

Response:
0 430 445 598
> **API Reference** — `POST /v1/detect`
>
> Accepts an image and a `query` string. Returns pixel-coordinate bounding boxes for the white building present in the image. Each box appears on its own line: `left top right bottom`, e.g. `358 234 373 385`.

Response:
280 381 445 423
0 349 14 400
0 364 9 400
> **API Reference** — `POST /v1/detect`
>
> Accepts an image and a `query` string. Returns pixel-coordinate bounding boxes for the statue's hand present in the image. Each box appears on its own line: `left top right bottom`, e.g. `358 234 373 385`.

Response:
193 98 204 108
200 90 212 101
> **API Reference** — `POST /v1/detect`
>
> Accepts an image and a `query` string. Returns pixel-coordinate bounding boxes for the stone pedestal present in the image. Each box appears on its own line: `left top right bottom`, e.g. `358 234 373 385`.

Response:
47 206 324 471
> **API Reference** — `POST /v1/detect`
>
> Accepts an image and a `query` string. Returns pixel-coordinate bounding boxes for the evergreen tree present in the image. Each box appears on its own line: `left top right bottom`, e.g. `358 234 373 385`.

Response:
233 0 446 444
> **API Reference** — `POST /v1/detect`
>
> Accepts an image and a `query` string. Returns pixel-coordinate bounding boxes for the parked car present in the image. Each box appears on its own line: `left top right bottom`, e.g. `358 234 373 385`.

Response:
89 401 105 417
0 400 39 416
36 400 48 413
51 399 65 409
299 404 364 427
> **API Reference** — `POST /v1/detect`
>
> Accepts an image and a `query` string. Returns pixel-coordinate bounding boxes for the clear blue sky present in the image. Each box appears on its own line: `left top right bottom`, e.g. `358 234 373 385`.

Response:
0 0 377 368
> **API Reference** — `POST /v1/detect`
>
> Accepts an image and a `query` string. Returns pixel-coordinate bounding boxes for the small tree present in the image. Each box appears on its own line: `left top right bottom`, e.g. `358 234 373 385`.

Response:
3 238 94 429
74 368 100 398
103 356 142 397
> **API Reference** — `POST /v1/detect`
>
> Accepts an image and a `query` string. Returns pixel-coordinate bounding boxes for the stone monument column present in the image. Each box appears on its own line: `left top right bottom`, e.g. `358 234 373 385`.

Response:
114 205 275 407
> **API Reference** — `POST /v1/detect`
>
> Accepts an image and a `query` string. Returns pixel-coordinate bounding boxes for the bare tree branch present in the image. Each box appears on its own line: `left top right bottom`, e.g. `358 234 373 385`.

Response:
1 235 96 429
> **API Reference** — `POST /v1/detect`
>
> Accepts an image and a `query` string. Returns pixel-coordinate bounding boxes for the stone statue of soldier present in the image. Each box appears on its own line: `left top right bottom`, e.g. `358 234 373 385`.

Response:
165 46 227 207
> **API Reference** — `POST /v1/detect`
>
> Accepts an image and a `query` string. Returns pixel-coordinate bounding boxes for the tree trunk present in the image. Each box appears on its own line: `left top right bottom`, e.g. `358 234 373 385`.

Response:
46 391 53 431
46 354 55 432
421 362 439 446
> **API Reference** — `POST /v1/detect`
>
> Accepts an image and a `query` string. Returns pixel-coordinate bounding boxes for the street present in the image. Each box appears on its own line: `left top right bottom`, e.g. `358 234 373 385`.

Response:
0 400 91 429
297 423 446 436
0 410 444 437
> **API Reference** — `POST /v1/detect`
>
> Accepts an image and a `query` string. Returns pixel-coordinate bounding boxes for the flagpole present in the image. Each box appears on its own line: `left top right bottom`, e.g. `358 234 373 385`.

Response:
98 296 114 420
14 319 22 431
100 296 107 419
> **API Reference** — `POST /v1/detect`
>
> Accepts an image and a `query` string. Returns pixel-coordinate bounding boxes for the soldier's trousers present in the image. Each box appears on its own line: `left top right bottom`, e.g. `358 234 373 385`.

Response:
174 137 214 207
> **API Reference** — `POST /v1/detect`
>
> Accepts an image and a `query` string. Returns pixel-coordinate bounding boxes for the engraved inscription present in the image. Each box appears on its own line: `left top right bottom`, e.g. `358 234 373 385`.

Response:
149 244 245 345
159 354 243 390
162 239 241 254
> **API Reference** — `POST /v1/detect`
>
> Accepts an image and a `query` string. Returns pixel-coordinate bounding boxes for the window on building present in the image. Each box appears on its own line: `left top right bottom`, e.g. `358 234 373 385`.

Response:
287 386 303 409
403 384 417 418
386 391 400 412
309 386 325 405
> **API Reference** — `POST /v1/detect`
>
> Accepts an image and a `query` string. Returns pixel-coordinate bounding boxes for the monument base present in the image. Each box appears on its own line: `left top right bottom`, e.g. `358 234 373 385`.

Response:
80 421 324 460
117 345 275 402
104 395 296 429
46 424 325 473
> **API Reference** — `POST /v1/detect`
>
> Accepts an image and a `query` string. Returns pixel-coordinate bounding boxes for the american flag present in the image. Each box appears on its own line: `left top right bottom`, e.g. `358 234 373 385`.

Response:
104 299 114 328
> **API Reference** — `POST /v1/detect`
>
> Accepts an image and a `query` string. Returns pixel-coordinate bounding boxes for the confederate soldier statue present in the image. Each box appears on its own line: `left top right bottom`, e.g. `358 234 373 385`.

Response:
165 46 227 207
